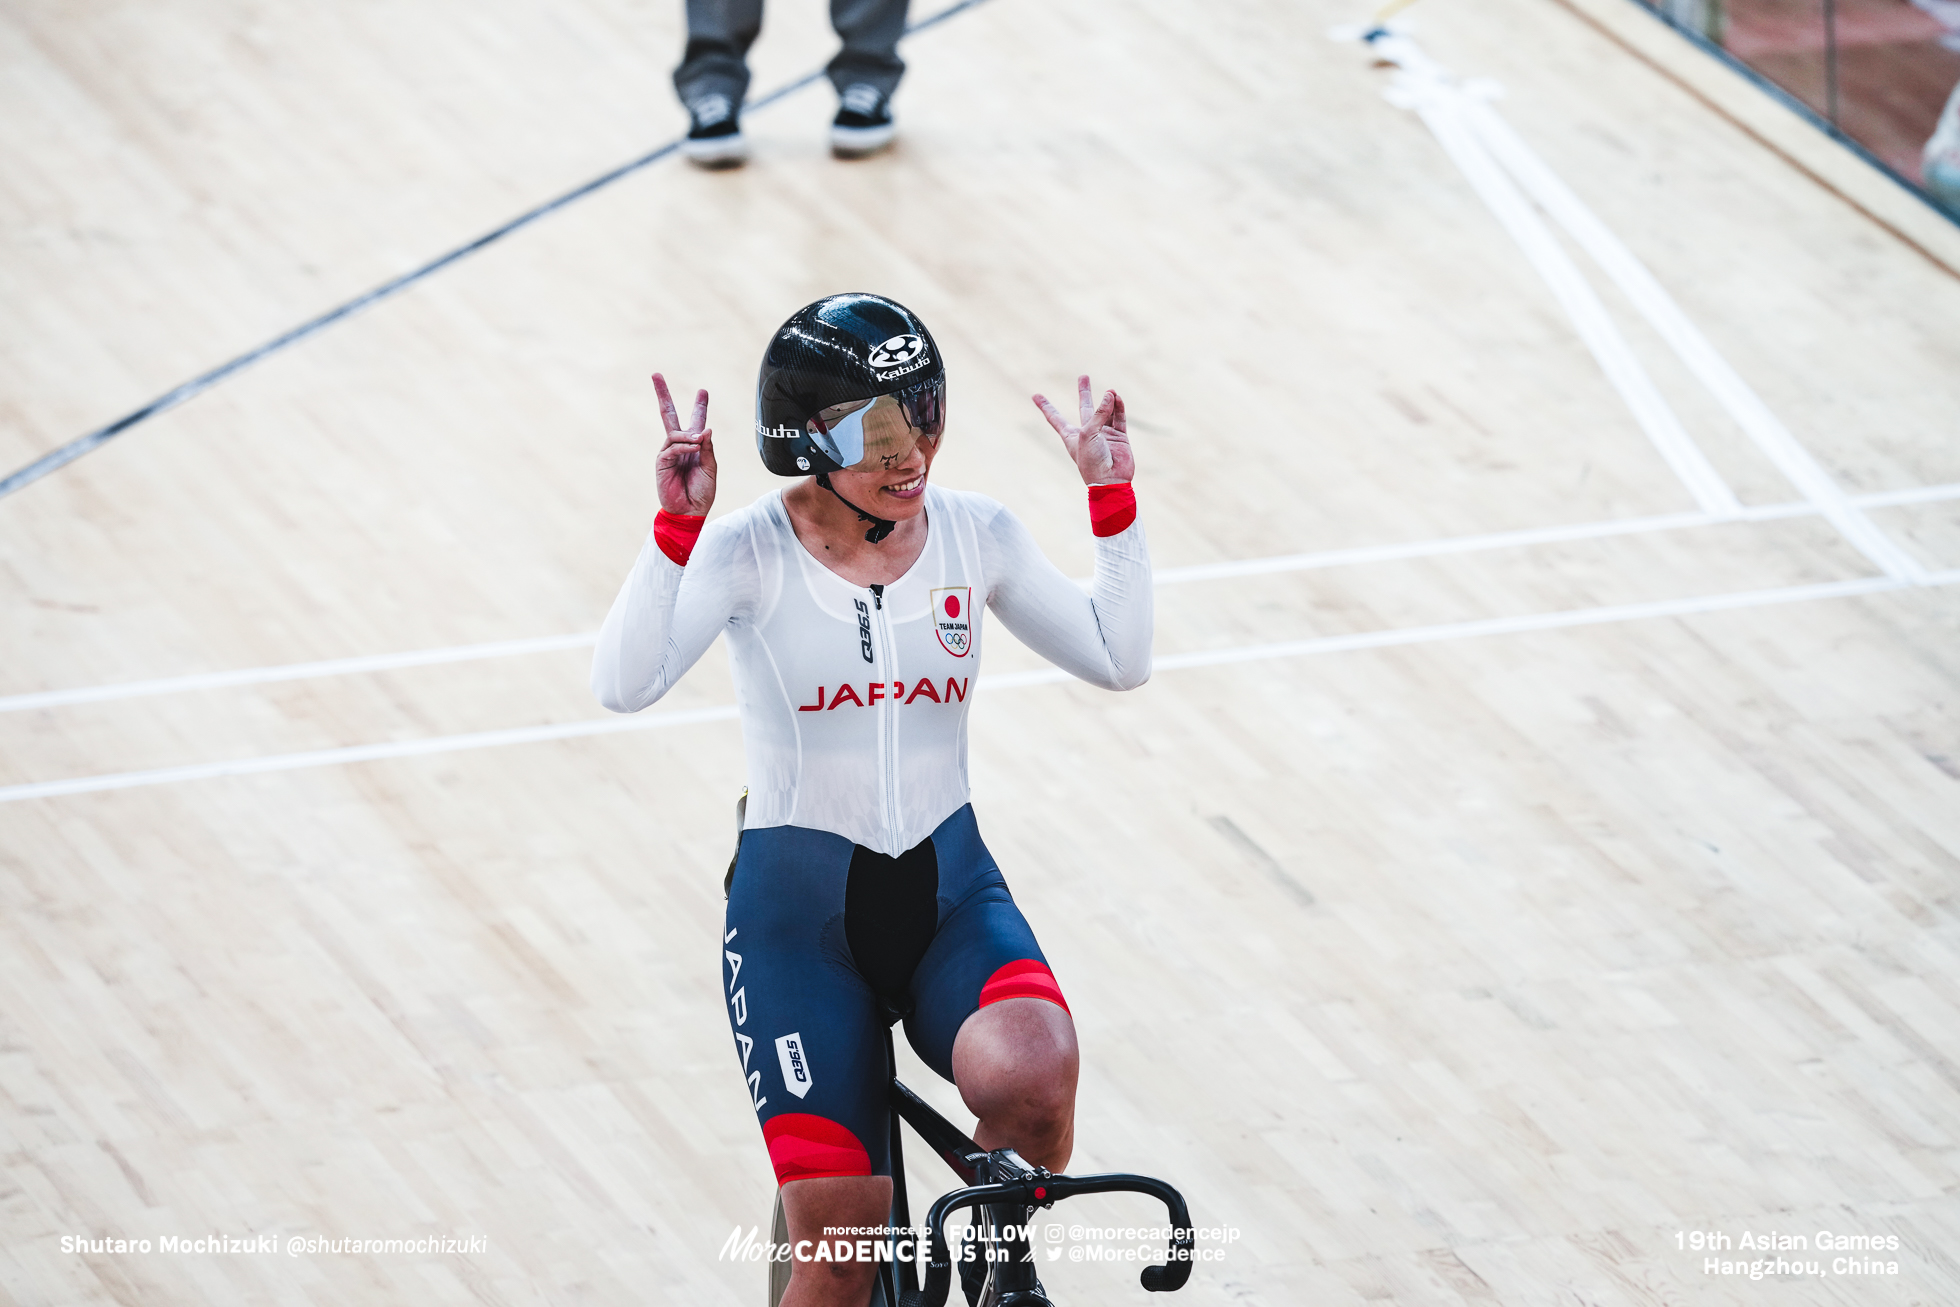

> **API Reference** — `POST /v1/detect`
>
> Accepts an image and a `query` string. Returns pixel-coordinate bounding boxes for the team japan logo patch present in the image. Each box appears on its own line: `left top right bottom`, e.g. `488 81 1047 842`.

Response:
931 587 972 657
868 334 925 371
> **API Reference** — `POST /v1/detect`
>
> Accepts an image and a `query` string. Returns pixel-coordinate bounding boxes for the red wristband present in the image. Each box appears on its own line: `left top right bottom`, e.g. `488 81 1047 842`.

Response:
653 510 707 565
1087 483 1137 537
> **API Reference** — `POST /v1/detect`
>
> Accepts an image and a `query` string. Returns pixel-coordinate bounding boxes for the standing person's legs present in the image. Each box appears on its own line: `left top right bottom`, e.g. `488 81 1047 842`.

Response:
827 0 909 105
674 0 764 122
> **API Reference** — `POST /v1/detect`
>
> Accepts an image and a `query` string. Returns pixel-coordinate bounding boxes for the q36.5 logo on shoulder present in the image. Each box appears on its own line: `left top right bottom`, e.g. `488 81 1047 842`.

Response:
868 334 926 371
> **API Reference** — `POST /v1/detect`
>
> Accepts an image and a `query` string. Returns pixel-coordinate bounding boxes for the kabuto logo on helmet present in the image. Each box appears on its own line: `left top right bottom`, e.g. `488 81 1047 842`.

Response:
868 334 925 370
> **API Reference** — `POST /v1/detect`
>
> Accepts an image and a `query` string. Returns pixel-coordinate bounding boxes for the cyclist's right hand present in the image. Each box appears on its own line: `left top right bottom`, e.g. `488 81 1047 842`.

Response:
651 372 717 517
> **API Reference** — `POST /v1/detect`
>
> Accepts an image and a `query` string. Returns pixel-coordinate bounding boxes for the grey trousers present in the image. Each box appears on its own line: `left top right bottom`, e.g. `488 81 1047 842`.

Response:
674 0 910 112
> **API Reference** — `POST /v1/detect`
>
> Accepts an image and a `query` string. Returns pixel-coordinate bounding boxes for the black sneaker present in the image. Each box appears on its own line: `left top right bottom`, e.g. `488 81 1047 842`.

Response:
831 83 896 157
682 93 748 167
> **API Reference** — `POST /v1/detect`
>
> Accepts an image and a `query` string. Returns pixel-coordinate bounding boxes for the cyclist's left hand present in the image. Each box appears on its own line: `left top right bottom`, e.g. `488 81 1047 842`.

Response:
1034 375 1134 485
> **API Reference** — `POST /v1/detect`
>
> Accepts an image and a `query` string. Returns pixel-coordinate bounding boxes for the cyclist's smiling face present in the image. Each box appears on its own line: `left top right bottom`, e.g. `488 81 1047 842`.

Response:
821 401 943 523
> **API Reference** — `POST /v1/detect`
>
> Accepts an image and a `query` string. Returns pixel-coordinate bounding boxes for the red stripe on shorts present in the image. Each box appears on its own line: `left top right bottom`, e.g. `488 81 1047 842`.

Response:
762 1113 872 1185
1087 483 1136 538
978 958 1071 1015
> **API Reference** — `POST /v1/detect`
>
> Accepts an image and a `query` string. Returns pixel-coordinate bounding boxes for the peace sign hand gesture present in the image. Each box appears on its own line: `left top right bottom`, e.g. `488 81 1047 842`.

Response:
651 372 717 517
1033 375 1134 485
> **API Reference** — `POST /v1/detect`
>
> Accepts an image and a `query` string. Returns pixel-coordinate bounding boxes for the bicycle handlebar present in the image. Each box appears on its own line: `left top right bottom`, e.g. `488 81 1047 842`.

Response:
897 1170 1193 1307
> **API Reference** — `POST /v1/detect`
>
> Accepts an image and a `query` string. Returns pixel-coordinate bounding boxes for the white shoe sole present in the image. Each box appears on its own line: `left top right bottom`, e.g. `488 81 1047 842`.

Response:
830 122 896 158
682 132 749 167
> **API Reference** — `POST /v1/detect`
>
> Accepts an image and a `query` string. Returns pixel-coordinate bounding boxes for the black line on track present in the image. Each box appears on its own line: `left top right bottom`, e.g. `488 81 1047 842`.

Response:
0 0 994 503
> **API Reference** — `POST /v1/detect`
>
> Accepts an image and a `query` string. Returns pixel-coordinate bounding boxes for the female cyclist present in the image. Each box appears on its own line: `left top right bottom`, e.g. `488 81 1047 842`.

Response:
592 293 1151 1307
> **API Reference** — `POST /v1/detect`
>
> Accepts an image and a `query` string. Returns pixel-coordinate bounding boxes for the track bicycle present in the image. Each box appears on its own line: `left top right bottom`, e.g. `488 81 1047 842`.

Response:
764 1022 1193 1307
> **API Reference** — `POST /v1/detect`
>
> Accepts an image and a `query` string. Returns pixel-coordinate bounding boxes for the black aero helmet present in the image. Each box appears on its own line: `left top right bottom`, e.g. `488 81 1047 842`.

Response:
755 293 946 478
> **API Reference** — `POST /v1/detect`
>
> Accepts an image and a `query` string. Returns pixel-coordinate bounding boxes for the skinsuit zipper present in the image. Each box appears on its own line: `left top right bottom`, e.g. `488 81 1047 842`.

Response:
869 583 901 849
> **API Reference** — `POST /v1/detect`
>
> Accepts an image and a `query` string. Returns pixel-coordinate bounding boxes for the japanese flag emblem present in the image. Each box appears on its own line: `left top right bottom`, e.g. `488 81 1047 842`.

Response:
931 587 972 657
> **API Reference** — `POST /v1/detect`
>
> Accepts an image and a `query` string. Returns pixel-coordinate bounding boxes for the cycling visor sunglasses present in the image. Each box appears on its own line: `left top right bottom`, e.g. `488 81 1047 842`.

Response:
807 377 945 473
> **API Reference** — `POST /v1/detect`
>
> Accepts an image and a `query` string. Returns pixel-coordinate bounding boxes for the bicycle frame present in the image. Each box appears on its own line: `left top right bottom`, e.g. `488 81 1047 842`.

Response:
878 1029 1193 1307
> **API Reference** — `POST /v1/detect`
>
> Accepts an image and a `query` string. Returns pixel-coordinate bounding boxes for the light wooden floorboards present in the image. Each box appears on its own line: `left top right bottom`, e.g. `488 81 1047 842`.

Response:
2 0 1958 1303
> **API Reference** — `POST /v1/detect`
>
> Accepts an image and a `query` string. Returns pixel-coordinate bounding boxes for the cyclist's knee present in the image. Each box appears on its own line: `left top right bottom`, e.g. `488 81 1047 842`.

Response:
953 995 1080 1124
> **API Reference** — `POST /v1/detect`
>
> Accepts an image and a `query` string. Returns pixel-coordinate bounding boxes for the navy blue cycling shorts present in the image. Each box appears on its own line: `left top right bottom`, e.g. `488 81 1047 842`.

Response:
720 804 1069 1185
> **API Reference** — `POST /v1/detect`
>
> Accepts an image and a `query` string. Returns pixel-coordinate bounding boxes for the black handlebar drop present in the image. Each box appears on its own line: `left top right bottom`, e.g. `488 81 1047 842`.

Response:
897 1170 1193 1307
1068 1172 1193 1294
885 1071 1192 1307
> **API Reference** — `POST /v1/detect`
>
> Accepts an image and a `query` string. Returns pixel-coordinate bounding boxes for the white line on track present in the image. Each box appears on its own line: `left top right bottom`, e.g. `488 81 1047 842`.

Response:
5 482 1952 716
1348 28 1928 583
1401 76 1743 518
1156 482 1952 585
0 706 740 803
1360 28 1927 583
3 569 1954 805
0 632 599 714
1457 94 1929 583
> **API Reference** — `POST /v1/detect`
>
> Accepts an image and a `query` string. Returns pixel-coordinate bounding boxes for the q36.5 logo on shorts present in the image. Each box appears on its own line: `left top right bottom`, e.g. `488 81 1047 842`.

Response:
775 1033 814 1098
868 334 926 371
931 587 971 657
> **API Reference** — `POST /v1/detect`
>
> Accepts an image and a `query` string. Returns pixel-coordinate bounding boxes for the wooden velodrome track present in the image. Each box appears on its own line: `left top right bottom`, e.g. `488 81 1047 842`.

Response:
4 0 1959 1301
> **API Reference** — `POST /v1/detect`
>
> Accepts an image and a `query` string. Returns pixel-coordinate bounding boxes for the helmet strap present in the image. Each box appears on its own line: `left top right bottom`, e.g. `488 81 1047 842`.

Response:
814 473 898 544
